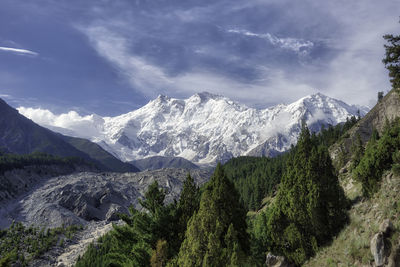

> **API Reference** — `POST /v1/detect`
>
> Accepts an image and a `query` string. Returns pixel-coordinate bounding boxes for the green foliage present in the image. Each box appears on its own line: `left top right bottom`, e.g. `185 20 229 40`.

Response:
263 125 348 265
176 174 200 244
176 164 249 266
383 27 400 89
350 134 364 171
151 240 169 267
0 222 80 266
76 175 200 267
223 156 287 211
0 151 91 175
316 116 360 147
353 118 400 197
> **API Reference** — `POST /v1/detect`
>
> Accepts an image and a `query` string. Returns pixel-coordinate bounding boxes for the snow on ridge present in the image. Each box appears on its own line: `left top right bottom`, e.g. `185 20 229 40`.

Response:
18 92 369 164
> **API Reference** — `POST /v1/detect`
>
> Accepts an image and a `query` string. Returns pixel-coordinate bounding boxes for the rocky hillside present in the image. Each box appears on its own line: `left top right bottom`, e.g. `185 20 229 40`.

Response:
305 171 400 267
303 89 400 266
0 162 96 204
330 88 400 169
0 168 210 229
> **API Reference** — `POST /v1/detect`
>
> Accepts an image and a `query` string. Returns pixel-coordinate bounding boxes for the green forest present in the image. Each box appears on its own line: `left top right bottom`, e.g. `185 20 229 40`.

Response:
73 117 362 267
0 151 93 175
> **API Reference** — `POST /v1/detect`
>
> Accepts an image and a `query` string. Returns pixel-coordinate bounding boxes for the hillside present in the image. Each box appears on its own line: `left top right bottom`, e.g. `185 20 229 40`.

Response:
61 135 138 172
0 98 138 172
304 89 400 266
330 89 400 170
305 171 400 266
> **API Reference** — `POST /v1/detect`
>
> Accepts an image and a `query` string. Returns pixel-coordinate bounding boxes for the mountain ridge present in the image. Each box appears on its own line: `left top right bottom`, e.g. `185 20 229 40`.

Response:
18 92 369 165
0 98 138 172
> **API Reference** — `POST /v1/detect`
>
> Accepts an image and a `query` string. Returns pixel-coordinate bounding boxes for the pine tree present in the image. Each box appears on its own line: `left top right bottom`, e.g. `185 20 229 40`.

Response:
350 133 364 171
177 174 200 236
383 25 400 89
267 125 348 265
176 164 249 266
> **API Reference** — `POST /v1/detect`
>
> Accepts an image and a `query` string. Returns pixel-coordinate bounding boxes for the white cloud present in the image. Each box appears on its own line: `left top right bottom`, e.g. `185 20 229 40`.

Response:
78 25 315 106
17 107 104 140
76 0 400 109
227 29 314 55
0 46 38 56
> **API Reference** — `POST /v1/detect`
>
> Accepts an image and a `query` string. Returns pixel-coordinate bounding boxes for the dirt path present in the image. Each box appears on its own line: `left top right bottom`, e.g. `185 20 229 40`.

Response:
56 221 116 267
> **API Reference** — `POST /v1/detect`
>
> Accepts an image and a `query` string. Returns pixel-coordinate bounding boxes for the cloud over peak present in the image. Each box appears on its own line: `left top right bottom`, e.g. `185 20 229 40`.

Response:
227 29 314 55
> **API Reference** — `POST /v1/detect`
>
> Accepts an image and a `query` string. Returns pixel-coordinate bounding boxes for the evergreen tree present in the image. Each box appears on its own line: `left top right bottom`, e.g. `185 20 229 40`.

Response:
354 119 400 197
350 133 364 171
267 125 348 265
176 164 249 266
383 24 400 89
177 174 200 236
151 240 169 267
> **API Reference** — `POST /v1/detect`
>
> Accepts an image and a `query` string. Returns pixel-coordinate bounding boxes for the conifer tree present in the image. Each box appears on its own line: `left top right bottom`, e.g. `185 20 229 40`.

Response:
176 164 249 266
383 25 400 89
177 174 200 236
267 125 348 265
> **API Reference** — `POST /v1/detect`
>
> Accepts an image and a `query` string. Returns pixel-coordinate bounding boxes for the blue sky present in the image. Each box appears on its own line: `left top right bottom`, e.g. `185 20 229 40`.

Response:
0 0 399 116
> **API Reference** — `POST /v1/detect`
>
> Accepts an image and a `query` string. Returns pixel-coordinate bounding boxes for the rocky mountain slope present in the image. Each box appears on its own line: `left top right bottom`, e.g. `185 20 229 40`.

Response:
0 98 138 172
131 156 199 171
20 92 368 165
330 89 400 170
0 168 210 229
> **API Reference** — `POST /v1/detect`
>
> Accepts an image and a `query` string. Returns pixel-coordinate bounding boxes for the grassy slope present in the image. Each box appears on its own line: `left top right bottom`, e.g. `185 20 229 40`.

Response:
304 171 400 266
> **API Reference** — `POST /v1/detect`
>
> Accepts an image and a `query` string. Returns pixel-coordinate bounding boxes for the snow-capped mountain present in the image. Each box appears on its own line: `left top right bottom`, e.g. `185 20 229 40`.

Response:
18 92 368 165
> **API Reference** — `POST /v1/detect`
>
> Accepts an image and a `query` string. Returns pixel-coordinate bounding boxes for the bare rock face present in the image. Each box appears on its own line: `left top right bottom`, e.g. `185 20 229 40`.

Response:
371 232 385 266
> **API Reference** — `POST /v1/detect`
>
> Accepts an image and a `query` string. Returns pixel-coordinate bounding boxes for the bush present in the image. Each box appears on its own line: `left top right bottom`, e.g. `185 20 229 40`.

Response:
353 119 400 197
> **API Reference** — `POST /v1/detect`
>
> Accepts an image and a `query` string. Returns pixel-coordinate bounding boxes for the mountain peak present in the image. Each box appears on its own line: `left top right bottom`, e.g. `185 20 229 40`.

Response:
19 92 369 165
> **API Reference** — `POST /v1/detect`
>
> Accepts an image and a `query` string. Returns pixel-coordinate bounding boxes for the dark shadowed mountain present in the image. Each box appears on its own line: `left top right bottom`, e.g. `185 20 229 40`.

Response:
0 98 138 172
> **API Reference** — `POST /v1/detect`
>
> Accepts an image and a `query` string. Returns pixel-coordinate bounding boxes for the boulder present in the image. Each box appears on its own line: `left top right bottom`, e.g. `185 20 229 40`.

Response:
265 252 294 267
387 243 400 267
371 232 385 266
379 219 393 237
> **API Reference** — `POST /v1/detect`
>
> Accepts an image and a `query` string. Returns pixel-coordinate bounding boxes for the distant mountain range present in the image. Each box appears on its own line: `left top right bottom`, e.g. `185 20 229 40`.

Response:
19 92 369 165
0 98 138 172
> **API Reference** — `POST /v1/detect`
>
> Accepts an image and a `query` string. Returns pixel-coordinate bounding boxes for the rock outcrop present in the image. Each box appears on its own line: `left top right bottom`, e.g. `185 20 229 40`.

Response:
265 252 294 267
371 232 386 266
370 219 399 267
